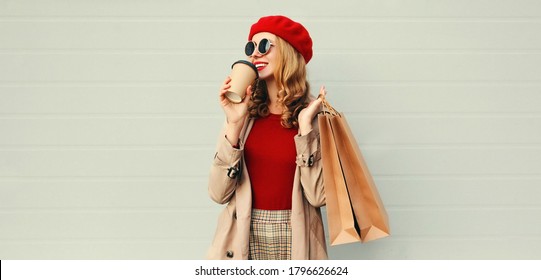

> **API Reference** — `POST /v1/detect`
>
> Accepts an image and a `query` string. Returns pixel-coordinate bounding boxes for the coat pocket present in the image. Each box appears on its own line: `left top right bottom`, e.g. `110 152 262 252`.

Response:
207 198 239 259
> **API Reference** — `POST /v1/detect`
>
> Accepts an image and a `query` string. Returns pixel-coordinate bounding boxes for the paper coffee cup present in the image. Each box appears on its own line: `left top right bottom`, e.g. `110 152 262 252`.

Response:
226 60 258 103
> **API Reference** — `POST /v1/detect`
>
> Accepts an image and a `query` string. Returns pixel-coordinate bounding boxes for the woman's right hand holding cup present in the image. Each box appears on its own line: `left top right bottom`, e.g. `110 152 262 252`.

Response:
219 76 252 146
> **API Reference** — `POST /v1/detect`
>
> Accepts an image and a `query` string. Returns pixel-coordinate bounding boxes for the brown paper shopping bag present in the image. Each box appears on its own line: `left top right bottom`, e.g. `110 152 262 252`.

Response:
319 99 390 245
318 111 361 245
330 110 390 243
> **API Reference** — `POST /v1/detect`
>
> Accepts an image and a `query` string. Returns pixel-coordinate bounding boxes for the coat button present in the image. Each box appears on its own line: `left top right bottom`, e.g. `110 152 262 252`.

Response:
226 250 234 258
308 154 314 167
227 166 239 178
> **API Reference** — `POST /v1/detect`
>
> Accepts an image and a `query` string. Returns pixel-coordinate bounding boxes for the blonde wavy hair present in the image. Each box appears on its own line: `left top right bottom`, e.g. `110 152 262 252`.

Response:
248 36 311 128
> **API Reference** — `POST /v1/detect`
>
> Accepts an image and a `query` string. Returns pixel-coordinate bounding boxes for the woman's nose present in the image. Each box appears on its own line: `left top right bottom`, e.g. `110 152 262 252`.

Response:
249 52 262 62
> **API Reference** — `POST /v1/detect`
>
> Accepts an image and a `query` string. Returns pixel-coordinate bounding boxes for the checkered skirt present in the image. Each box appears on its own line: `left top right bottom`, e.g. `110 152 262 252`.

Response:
249 208 292 260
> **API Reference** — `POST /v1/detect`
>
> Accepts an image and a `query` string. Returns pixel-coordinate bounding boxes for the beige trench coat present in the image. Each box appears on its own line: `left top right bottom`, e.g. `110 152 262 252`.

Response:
206 106 328 260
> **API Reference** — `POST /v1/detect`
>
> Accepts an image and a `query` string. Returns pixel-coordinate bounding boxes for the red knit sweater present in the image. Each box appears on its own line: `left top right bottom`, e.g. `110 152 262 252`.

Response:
244 113 298 210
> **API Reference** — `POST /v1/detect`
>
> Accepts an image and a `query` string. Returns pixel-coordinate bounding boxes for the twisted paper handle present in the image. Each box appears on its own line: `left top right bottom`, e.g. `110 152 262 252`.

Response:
321 97 339 116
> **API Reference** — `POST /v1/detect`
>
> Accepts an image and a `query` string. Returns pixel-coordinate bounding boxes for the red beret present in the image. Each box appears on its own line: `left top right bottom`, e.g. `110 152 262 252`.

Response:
248 15 313 64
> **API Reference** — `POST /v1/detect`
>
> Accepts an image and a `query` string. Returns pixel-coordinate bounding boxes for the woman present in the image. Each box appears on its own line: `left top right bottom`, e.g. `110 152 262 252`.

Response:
207 15 327 260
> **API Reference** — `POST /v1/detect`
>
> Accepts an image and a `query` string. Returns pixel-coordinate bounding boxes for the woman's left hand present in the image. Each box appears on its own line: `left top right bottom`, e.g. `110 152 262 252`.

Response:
298 85 326 136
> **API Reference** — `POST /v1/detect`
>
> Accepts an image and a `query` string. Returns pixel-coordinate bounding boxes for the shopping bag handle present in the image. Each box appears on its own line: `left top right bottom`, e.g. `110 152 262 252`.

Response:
320 97 340 116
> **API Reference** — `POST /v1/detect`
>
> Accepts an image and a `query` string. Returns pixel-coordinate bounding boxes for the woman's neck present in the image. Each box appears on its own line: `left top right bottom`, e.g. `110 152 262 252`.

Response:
265 80 282 114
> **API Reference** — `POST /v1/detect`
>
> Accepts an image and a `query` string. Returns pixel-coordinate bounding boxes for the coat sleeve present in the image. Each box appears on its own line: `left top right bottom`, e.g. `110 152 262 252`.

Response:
207 124 244 205
294 116 325 207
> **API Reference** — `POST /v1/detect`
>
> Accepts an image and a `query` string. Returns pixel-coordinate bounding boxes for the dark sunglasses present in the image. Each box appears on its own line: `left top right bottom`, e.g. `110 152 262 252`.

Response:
245 38 274 56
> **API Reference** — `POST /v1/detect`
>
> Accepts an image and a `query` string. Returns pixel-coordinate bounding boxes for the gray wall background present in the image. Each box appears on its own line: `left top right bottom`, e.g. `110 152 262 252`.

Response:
1 0 541 259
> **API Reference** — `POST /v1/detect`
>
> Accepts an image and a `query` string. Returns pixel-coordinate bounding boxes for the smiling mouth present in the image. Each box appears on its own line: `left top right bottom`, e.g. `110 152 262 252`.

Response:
254 62 268 71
